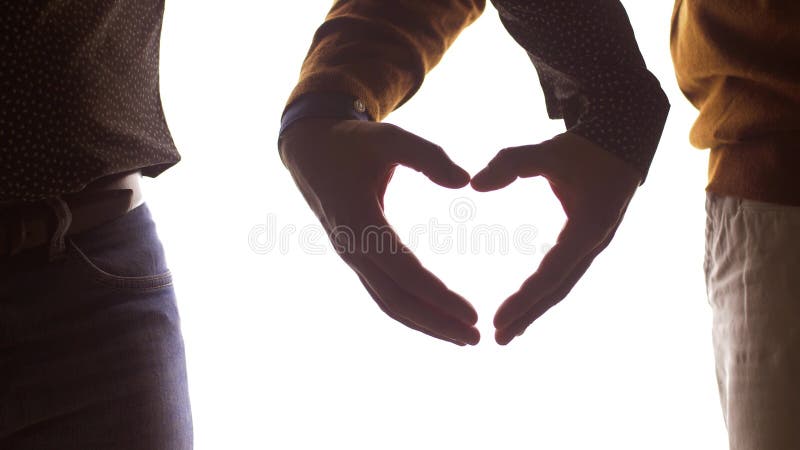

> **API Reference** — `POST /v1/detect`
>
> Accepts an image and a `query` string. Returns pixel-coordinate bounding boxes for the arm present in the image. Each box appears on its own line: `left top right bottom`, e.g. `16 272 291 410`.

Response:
474 0 670 343
279 1 486 346
280 0 486 134
491 0 669 180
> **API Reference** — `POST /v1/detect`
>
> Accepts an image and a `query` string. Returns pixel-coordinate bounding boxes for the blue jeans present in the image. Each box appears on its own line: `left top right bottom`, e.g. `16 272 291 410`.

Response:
0 204 193 449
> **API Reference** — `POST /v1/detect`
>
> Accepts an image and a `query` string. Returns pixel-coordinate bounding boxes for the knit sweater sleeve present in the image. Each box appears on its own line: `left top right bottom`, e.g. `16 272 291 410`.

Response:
283 0 486 124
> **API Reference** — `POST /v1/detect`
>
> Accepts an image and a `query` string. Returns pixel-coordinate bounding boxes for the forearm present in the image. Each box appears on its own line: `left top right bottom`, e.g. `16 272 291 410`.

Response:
284 0 486 126
490 0 670 182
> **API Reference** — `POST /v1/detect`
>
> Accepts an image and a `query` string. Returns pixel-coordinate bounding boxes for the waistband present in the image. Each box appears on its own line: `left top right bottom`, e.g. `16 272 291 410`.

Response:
0 171 144 260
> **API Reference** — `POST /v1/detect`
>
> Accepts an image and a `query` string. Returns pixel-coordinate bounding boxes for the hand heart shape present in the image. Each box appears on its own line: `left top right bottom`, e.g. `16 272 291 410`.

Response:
280 119 639 346
470 132 640 344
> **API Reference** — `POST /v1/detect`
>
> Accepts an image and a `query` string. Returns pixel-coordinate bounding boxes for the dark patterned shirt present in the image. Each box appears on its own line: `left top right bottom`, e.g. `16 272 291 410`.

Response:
0 1 180 203
281 0 669 182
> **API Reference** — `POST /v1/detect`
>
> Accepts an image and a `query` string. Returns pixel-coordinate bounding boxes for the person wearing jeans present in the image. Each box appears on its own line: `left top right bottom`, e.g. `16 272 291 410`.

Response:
1 188 193 449
1 1 193 448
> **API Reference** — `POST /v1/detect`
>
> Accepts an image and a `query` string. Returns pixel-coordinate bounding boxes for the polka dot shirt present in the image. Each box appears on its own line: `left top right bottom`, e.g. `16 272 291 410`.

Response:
492 0 670 181
0 1 180 203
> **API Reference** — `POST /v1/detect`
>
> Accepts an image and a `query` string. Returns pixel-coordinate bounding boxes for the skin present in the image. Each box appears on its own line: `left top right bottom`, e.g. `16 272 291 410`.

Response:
471 131 641 344
280 117 641 346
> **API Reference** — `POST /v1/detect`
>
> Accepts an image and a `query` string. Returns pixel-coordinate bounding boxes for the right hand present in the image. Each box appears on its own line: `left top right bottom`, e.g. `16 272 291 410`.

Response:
279 118 480 346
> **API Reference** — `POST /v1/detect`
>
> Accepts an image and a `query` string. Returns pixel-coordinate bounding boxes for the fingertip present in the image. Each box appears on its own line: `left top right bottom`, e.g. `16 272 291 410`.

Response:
451 167 471 187
495 328 512 346
466 308 479 326
432 166 471 189
493 311 511 329
469 177 486 192
470 168 514 192
470 174 492 192
468 328 481 346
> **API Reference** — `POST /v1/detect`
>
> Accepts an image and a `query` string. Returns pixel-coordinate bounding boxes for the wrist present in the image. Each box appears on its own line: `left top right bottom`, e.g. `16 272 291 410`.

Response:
277 116 351 169
279 91 372 139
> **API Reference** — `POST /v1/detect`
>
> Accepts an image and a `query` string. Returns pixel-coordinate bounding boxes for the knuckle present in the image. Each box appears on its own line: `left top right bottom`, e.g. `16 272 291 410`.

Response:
496 147 515 160
495 147 522 168
381 123 404 137
429 144 446 158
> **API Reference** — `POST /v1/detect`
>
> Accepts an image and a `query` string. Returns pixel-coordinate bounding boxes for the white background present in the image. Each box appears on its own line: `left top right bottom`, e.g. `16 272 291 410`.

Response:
147 1 726 448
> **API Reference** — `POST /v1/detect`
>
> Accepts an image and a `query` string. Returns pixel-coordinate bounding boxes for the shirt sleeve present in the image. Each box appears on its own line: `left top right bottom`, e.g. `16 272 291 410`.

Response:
282 0 669 182
490 0 670 181
282 0 487 125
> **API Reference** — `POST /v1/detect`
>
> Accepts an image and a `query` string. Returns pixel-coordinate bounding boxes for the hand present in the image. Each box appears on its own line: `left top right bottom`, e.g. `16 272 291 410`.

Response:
470 131 641 345
279 118 480 346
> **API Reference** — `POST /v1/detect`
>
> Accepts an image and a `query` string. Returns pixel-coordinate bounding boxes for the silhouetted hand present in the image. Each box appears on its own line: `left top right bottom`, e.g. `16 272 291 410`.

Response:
471 132 641 345
279 118 480 346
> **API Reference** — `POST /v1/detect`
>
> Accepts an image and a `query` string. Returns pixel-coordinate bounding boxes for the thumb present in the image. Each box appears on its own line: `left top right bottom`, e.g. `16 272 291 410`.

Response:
471 144 549 192
381 125 470 189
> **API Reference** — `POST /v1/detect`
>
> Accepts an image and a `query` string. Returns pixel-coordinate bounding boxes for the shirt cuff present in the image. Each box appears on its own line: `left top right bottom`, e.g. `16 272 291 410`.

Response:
279 92 374 138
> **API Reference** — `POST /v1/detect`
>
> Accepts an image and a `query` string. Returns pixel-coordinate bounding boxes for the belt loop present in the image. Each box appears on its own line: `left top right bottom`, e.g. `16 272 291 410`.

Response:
44 197 73 261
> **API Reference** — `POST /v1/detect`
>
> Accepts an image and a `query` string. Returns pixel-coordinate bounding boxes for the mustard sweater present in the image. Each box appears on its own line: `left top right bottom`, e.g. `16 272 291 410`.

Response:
672 0 800 205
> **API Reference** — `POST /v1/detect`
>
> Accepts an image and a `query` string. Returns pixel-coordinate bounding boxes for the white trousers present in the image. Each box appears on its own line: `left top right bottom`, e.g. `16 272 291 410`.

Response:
705 192 800 450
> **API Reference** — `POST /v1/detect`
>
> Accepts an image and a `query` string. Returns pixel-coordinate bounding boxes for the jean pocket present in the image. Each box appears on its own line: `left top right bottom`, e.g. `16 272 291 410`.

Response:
67 204 173 290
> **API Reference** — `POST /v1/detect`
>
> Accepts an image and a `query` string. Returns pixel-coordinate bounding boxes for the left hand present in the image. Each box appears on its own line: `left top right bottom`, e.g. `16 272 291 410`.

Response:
470 131 642 345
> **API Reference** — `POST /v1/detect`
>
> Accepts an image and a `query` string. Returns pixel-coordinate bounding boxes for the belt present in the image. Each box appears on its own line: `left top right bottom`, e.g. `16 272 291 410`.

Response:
0 171 144 258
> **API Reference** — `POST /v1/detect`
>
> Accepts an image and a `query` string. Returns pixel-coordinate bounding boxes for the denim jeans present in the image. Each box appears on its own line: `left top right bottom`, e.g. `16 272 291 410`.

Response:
0 203 193 449
705 192 800 450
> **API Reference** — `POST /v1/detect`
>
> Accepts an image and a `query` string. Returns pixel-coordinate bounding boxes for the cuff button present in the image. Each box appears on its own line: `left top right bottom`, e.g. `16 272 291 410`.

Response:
353 99 366 113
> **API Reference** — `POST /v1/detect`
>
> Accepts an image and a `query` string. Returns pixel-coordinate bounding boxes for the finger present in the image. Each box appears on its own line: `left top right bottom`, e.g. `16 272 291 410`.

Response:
493 220 604 330
495 252 595 345
378 125 470 188
323 195 480 344
377 165 396 210
351 255 480 345
471 143 554 192
495 221 620 345
359 202 479 326
357 275 466 346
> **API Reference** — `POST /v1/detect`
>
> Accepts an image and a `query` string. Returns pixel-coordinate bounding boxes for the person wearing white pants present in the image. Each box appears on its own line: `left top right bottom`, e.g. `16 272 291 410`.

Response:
705 193 800 449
